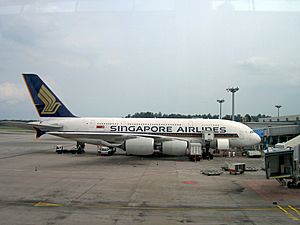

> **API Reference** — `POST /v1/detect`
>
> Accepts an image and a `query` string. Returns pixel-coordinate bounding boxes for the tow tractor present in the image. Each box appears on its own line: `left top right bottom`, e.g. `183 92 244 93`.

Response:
55 142 86 154
97 146 116 156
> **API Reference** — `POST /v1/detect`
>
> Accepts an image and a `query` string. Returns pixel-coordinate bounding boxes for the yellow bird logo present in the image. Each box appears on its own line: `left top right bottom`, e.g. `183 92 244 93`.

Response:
37 85 61 115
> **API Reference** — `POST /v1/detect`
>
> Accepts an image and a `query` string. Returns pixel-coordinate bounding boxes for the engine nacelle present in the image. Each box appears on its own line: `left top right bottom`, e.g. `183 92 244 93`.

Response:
125 137 154 155
216 139 229 150
162 140 188 156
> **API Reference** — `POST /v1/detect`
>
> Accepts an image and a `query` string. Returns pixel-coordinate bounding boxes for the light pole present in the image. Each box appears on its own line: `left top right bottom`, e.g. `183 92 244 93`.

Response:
226 87 239 121
275 105 282 120
217 99 225 119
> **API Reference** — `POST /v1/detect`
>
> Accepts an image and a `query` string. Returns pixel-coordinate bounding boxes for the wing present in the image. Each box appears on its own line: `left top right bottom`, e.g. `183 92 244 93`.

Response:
48 131 178 147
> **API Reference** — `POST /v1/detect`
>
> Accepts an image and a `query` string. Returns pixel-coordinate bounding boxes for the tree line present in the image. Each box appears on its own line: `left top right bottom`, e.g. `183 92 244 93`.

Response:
125 112 270 122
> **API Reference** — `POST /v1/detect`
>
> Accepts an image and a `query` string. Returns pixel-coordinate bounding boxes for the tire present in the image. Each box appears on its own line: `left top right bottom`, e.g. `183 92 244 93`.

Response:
71 150 76 154
76 146 85 154
202 152 208 160
287 181 293 188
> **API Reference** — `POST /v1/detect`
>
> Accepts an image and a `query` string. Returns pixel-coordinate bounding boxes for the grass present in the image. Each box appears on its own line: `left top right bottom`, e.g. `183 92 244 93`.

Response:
0 125 34 132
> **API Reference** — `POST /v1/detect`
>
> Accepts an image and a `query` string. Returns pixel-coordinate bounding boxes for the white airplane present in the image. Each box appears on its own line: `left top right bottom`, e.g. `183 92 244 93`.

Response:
18 73 260 158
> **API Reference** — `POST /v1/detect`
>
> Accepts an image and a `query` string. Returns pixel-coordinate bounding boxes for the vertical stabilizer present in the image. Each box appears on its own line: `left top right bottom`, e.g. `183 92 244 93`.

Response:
23 73 75 117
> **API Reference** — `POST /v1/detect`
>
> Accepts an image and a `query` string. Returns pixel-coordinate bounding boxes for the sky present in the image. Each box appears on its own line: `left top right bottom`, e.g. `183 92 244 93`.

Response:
0 0 300 119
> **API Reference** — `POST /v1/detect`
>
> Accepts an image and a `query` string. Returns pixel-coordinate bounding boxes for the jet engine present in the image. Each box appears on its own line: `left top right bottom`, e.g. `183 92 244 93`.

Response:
124 137 154 155
216 139 229 150
161 140 188 156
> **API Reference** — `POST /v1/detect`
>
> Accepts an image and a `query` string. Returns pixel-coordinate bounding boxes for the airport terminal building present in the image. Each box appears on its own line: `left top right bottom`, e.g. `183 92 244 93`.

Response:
246 115 300 147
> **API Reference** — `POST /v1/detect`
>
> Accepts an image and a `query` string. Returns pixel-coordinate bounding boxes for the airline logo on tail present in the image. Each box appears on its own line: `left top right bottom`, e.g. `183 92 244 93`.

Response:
37 85 61 115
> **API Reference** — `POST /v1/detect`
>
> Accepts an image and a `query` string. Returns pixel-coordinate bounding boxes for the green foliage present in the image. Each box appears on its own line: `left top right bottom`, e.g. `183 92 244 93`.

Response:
125 112 269 122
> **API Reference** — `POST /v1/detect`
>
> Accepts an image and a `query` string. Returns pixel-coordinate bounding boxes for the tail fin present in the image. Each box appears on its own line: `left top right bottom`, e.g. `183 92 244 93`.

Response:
23 73 76 118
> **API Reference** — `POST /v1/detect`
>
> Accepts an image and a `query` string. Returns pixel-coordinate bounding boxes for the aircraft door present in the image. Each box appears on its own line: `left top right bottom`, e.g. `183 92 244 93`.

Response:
89 120 96 129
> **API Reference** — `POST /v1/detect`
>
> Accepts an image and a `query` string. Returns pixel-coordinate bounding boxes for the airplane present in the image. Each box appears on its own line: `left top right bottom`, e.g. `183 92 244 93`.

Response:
14 73 261 159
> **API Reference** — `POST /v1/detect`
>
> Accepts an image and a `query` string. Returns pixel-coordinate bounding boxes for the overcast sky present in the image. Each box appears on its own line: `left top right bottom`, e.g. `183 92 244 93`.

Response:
0 0 299 119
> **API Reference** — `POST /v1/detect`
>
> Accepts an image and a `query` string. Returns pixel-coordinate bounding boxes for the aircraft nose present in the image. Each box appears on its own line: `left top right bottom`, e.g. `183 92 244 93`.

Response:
253 133 261 144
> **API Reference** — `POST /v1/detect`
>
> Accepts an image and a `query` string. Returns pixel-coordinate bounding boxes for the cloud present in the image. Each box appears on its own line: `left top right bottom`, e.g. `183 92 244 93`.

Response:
0 16 50 47
235 56 275 72
234 56 279 87
0 82 27 104
235 56 300 87
285 70 300 87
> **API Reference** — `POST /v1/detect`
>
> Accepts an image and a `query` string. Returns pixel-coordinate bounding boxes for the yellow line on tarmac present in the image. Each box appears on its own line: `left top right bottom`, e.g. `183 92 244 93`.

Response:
33 202 63 207
288 205 300 216
215 208 276 212
277 205 299 221
78 204 277 212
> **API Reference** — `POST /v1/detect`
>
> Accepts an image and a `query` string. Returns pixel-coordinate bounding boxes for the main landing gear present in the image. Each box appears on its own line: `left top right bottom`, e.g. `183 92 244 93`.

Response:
287 180 300 189
202 141 213 160
75 142 85 154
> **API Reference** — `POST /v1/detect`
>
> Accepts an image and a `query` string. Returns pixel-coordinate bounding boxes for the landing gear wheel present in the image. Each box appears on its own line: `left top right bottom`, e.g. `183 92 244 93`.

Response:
297 182 300 189
71 150 77 154
287 181 297 188
76 142 85 154
76 147 85 154
202 152 209 160
189 155 200 161
209 153 214 160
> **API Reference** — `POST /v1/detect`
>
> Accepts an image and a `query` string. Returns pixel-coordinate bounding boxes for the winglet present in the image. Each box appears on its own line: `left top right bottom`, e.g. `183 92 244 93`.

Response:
23 73 76 118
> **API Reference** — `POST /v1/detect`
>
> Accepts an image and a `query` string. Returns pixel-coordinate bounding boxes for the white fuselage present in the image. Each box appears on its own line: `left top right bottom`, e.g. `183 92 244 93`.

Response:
39 117 261 148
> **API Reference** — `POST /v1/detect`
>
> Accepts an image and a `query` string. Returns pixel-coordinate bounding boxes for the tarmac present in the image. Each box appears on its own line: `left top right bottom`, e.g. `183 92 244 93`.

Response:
0 130 300 225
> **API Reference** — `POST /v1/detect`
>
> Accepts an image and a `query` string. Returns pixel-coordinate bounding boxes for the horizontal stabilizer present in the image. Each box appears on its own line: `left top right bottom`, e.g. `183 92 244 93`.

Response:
1 121 62 138
0 121 36 130
1 121 62 130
